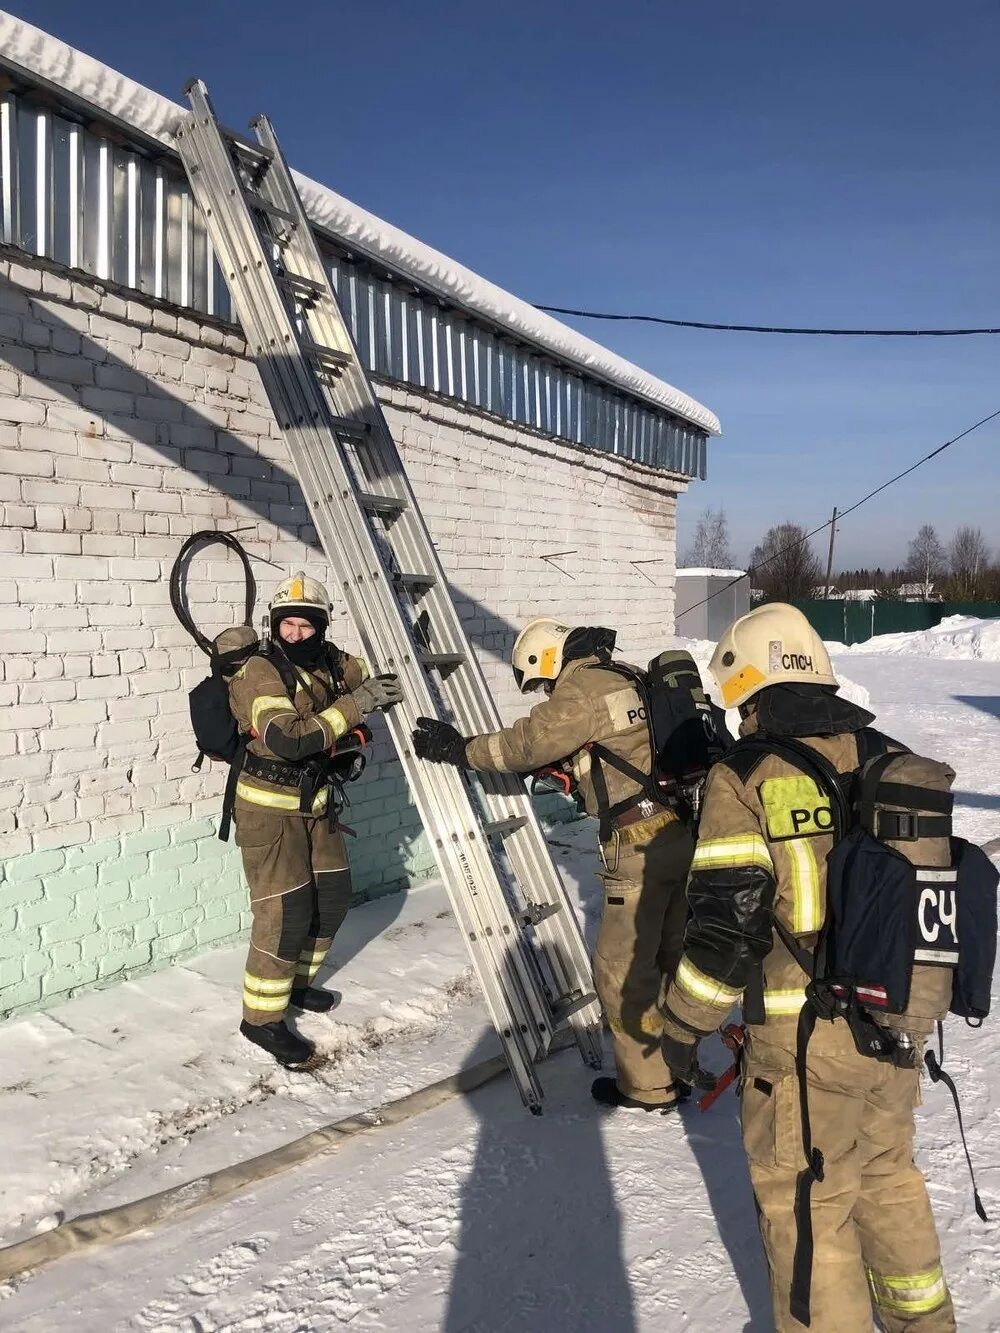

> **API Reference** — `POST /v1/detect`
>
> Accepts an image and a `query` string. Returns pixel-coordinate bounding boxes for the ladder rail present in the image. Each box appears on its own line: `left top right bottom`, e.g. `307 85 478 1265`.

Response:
249 115 603 1062
176 81 604 1106
178 86 552 1106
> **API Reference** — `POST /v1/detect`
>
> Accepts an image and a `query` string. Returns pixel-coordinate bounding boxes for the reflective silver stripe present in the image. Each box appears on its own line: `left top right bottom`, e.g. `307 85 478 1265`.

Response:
915 868 957 883
763 988 807 1016
787 839 821 934
235 780 328 813
867 1264 948 1315
691 834 773 873
242 991 288 1012
486 732 506 769
915 949 959 964
675 957 741 1006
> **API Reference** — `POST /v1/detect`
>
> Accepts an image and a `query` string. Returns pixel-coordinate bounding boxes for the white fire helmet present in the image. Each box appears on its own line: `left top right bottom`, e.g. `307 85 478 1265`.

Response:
511 618 573 693
710 602 837 710
268 572 332 629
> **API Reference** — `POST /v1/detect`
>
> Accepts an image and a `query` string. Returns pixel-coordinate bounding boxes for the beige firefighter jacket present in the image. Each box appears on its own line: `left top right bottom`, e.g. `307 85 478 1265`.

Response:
464 655 657 822
219 626 368 817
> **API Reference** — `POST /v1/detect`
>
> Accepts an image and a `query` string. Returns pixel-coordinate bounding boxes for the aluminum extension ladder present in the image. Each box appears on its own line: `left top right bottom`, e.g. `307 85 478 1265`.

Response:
174 81 603 1112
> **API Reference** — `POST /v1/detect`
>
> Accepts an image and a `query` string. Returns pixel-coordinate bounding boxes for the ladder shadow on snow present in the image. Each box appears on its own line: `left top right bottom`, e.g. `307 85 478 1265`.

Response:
952 695 1000 722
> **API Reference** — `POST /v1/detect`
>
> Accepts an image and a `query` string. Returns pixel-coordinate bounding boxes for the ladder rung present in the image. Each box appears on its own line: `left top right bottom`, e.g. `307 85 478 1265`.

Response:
483 816 528 839
550 990 599 1026
329 415 372 440
519 901 562 927
229 137 273 179
358 491 407 518
242 188 298 226
276 269 325 302
395 571 437 590
418 651 465 671
301 341 351 375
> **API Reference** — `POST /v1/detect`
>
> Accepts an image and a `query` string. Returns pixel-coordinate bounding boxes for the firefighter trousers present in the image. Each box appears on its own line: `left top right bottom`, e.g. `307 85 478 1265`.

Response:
593 817 694 1104
742 1020 954 1331
234 802 353 1025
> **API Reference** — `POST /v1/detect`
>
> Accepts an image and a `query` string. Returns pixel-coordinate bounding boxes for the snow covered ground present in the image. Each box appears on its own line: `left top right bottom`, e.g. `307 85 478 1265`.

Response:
0 647 998 1330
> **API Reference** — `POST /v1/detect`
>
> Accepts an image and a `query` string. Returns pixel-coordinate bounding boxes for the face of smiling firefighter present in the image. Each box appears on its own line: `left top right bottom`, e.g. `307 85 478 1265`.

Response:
709 602 837 709
277 616 317 644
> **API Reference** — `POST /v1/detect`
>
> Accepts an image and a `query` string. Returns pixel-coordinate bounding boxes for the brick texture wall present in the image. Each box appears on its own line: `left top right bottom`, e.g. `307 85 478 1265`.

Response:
0 250 687 1018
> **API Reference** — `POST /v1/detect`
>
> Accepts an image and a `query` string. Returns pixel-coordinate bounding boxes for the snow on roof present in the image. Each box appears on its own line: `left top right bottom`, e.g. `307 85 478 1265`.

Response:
0 12 721 438
676 568 748 579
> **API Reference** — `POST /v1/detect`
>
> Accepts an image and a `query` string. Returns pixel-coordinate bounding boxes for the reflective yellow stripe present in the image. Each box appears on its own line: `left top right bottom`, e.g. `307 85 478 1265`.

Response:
675 957 742 1007
763 988 807 1016
244 974 294 995
318 704 349 740
787 838 821 933
242 991 289 1012
357 659 370 683
867 1265 948 1315
251 693 298 733
235 780 328 813
296 947 327 979
692 834 773 872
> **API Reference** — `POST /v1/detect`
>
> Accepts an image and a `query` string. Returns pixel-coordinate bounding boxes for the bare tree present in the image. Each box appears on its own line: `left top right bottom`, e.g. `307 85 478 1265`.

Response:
906 524 946 598
681 508 733 568
749 523 822 602
948 526 991 600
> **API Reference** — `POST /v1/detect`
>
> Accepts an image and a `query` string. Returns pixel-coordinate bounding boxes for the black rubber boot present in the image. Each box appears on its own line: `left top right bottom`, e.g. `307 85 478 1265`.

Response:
289 986 342 1013
240 1019 315 1069
591 1076 690 1115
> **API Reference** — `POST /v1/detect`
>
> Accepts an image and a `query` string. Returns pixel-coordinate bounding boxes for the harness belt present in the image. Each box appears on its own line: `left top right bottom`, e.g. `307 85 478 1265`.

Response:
242 753 312 790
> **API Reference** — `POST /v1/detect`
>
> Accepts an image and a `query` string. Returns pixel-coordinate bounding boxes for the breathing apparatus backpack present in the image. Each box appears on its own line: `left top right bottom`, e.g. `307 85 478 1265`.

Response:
730 728 998 1325
170 531 369 841
588 649 731 824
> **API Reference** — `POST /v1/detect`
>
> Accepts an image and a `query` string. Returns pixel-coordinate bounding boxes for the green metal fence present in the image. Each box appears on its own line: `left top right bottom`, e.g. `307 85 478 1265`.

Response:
793 601 1000 646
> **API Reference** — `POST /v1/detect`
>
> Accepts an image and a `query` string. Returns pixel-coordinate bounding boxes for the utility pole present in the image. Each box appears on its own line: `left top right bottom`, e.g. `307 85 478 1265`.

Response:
824 507 838 599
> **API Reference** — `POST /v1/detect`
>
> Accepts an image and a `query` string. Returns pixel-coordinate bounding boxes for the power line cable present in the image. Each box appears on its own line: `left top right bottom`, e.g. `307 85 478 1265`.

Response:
675 405 1000 620
535 304 1000 337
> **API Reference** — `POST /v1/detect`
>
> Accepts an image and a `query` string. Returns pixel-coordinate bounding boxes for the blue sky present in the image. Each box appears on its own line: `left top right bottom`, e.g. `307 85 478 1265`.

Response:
17 0 1000 568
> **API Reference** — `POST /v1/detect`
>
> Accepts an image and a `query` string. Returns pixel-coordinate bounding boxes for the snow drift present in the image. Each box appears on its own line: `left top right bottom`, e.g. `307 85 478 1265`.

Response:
837 616 1000 662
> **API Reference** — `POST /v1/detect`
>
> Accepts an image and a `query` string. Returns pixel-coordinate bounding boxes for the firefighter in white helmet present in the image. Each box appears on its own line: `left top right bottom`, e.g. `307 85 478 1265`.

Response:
660 603 956 1331
412 617 702 1114
223 572 403 1069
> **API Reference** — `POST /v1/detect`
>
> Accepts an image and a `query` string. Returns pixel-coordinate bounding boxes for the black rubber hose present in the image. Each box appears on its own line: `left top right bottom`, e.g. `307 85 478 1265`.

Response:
169 530 256 657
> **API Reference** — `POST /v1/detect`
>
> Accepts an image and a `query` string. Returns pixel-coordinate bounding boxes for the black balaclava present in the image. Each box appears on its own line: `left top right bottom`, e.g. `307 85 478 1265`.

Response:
753 682 875 737
562 626 617 665
271 608 328 671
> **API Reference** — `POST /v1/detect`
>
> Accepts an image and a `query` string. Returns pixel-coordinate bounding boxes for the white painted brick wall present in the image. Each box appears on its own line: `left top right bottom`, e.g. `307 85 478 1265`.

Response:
0 255 688 856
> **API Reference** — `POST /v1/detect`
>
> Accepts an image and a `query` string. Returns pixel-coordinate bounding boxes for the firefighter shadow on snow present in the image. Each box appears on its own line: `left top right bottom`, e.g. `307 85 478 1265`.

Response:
443 836 771 1333
443 1028 639 1333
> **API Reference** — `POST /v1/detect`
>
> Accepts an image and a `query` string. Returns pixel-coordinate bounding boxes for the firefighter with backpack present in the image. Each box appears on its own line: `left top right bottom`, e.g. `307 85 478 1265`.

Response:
660 602 997 1331
211 572 403 1069
412 617 728 1113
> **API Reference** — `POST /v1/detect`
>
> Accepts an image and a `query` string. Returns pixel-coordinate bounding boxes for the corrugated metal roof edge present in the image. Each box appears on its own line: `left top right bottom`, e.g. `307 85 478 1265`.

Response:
0 10 721 437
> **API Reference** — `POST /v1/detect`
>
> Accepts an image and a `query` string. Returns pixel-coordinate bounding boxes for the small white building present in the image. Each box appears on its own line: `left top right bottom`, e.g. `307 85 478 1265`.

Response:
675 568 750 640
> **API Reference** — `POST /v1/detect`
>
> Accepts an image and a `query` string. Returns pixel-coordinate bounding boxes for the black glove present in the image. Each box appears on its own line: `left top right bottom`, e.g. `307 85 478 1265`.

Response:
412 717 470 766
661 1030 717 1092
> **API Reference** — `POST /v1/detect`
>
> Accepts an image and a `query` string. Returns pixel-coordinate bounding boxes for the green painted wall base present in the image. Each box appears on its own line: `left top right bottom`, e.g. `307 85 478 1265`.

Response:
0 775 581 1021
